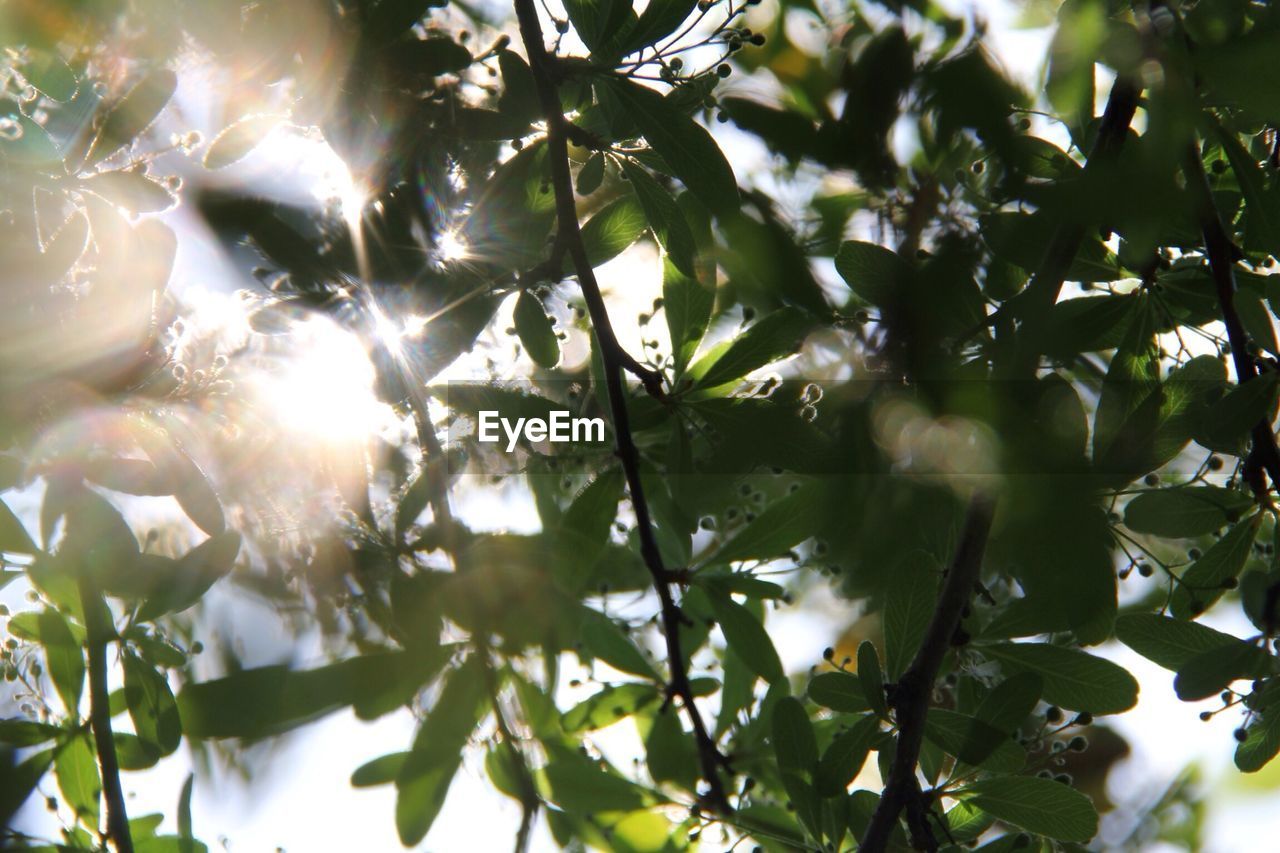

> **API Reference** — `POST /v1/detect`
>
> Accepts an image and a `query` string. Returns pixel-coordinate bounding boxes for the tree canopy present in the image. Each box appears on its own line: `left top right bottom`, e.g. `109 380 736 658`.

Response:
3 0 1280 850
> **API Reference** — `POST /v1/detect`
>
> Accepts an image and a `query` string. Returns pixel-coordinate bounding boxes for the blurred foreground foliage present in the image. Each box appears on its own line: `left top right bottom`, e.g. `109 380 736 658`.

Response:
4 0 1280 850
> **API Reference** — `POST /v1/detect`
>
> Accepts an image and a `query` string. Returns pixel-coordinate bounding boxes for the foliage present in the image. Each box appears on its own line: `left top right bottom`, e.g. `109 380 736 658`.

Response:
4 0 1280 851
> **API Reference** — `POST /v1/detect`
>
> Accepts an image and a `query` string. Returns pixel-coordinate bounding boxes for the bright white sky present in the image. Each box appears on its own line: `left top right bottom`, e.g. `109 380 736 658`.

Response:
7 1 1280 850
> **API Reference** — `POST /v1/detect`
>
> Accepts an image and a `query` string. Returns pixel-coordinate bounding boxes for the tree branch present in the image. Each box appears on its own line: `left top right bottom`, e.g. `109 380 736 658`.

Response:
512 0 730 813
1011 76 1140 376
78 578 133 853
859 494 995 853
1182 142 1280 497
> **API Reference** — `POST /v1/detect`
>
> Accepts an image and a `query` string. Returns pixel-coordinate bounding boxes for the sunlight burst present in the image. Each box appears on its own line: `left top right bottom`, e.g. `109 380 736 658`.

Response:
437 228 469 262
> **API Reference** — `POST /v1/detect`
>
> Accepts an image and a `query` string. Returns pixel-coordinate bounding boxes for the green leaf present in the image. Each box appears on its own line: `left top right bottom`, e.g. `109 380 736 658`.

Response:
702 481 824 566
1170 514 1261 619
1174 637 1272 701
960 775 1098 842
54 731 100 826
858 641 888 720
202 114 282 169
579 194 647 267
513 290 560 368
815 713 878 797
604 78 739 215
1194 372 1280 454
924 708 1027 772
0 498 37 554
616 0 698 55
807 671 869 714
0 747 55 830
564 0 637 54
497 50 538 122
544 747 648 813
1117 612 1256 672
1197 30 1280 122
620 159 696 276
123 652 182 755
1123 486 1253 538
396 655 488 845
561 683 660 732
178 773 195 853
975 673 1043 734
351 752 409 788
579 608 659 680
1237 288 1279 358
576 152 605 195
39 609 84 716
86 68 178 167
82 170 176 213
979 642 1138 715
113 733 161 770
691 308 813 390
23 50 78 101
1092 295 1158 464
1236 705 1280 772
883 551 939 680
708 590 784 684
644 708 697 789
137 531 241 622
834 240 912 307
771 696 818 776
0 719 64 746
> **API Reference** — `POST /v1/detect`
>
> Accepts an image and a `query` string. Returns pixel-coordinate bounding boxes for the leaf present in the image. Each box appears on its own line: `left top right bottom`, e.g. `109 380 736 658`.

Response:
202 115 282 169
178 773 195 853
771 696 818 776
513 290 560 368
123 652 182 755
620 159 696 276
708 590 784 684
834 240 912 307
0 498 37 554
858 641 888 720
82 170 176 213
883 551 939 679
137 531 241 622
1117 612 1256 672
702 481 824 566
975 673 1043 734
924 709 1027 772
23 50 78 101
1170 514 1261 619
960 776 1098 842
1092 295 1158 464
1236 705 1280 772
395 656 488 845
1123 486 1253 538
54 731 100 825
351 752 409 788
807 671 869 714
580 194 647 268
0 719 64 746
86 68 178 167
562 683 660 732
1194 372 1280 454
1237 288 1279 358
497 50 538 122
1174 639 1273 701
979 642 1138 714
563 0 637 54
604 78 738 215
544 747 648 813
691 308 813 390
576 152 605 195
39 609 85 716
616 0 698 55
1215 119 1280 256
815 713 879 796
579 608 659 680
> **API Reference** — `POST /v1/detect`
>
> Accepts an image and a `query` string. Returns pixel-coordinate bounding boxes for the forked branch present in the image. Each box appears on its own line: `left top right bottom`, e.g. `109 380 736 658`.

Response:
512 0 731 813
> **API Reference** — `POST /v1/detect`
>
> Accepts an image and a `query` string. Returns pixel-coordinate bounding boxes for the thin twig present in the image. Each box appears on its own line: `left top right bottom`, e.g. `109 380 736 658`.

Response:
1181 142 1280 497
79 577 133 853
512 0 730 813
859 494 995 853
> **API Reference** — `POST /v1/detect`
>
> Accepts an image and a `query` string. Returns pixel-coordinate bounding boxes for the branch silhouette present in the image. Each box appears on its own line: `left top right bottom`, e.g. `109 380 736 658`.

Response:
512 0 731 813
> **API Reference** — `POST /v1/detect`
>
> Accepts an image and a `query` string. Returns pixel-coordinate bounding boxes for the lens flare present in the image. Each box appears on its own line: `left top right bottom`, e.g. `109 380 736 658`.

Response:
437 229 469 262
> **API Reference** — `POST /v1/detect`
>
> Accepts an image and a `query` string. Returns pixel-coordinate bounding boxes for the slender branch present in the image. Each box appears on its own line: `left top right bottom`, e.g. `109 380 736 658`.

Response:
1011 77 1140 376
512 0 730 813
1182 142 1280 496
78 577 133 853
859 494 995 853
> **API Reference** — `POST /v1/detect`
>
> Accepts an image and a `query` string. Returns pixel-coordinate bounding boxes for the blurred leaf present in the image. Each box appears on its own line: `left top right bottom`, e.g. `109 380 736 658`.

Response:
580 195 647 267
86 68 178 167
615 0 698 55
544 746 649 813
562 683 660 732
0 720 64 747
701 481 823 566
0 747 55 831
576 152 605 195
0 498 37 554
137 531 240 622
39 609 84 716
858 641 888 720
814 713 878 796
772 695 818 776
513 290 560 368
835 240 911 307
82 170 176 213
352 752 409 788
1236 705 1280 772
23 50 77 101
924 709 1026 772
1173 640 1271 701
620 159 696 276
123 652 181 755
808 671 869 714
707 590 784 684
580 608 659 680
54 731 100 826
690 308 812 390
202 115 282 169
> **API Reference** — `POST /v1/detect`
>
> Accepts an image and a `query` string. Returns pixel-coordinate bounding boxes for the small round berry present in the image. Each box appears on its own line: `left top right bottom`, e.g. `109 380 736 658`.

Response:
1235 727 1249 742
716 64 731 78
